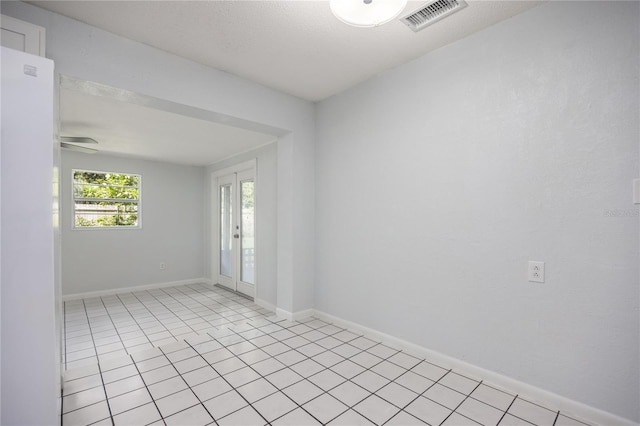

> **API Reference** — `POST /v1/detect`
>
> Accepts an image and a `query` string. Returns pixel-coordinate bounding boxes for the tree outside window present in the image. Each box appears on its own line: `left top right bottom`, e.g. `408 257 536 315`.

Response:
73 170 140 228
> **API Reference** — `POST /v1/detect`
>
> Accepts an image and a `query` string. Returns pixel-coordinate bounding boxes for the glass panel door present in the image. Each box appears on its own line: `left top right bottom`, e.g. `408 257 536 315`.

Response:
217 174 235 290
216 169 256 298
240 178 255 285
219 183 233 278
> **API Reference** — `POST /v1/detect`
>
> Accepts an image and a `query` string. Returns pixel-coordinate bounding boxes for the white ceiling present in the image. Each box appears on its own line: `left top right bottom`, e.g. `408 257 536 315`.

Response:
31 0 542 165
60 87 277 166
33 0 541 102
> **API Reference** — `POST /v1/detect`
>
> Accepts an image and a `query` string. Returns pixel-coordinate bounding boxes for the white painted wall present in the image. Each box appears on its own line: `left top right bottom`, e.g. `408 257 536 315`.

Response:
6 0 638 422
1 47 58 425
315 1 639 422
1 1 316 312
61 151 204 296
204 143 279 308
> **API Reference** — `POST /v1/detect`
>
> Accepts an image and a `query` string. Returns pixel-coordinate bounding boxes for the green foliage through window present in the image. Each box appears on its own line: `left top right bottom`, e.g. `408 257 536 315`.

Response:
73 170 140 228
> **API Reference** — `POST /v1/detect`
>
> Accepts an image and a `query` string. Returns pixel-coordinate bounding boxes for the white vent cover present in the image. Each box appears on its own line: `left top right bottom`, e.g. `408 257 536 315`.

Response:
401 0 467 32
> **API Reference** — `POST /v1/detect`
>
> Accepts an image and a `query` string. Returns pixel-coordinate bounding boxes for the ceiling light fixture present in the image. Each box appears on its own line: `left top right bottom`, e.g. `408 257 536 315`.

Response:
330 0 408 28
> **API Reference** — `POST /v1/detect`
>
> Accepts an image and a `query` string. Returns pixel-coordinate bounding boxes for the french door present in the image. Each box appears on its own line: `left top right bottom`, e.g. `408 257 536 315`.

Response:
217 169 255 298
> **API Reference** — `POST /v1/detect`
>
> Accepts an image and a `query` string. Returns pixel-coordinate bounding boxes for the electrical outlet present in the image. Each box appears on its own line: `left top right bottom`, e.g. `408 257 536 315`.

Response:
528 261 545 283
159 262 165 270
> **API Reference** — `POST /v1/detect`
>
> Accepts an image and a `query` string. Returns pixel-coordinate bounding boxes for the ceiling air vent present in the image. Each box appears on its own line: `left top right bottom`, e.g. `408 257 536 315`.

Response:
401 0 467 32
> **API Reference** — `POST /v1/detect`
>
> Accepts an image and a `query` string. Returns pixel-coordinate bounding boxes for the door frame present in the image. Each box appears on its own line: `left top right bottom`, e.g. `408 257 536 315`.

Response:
211 159 257 297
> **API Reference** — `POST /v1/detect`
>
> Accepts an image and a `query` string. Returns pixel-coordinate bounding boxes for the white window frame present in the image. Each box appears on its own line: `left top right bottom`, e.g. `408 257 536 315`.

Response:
72 168 142 230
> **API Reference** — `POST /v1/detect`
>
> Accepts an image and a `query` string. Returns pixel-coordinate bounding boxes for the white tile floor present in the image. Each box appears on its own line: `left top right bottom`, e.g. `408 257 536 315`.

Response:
62 283 594 426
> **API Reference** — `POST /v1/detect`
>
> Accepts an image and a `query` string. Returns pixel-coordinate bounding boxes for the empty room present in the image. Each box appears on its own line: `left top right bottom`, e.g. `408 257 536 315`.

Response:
1 1 638 426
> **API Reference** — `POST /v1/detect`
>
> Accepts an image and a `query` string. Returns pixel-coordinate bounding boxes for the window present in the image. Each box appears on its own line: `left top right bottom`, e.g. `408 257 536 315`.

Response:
73 169 140 228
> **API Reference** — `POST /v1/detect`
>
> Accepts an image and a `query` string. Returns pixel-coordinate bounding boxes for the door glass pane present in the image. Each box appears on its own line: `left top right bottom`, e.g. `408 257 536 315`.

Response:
219 184 233 277
240 179 255 284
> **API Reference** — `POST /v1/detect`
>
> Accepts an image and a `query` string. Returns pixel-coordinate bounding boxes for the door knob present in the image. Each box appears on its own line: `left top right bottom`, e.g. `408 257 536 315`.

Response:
233 234 239 239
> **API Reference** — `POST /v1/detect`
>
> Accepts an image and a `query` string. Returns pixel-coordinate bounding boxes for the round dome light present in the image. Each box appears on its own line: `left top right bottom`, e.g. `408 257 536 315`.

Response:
330 0 408 28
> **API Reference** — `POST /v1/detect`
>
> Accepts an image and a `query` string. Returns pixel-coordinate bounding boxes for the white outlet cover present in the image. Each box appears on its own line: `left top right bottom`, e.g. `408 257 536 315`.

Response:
528 261 545 283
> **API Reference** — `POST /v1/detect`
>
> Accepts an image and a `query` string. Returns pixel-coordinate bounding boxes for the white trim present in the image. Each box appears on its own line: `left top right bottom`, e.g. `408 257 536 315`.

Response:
292 309 314 322
311 309 636 426
59 76 284 139
62 278 207 301
211 160 258 299
206 140 276 167
275 308 293 321
254 298 276 313
236 168 256 298
216 173 235 290
1 14 46 56
71 168 142 230
273 307 314 322
210 159 257 179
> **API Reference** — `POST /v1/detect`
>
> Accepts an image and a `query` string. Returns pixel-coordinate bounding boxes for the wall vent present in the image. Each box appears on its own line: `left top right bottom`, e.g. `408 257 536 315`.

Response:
400 0 467 32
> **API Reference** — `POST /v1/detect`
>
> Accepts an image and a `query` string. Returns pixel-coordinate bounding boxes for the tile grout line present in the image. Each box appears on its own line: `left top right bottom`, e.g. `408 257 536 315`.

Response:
165 319 284 423
76 292 350 420
87 285 259 426
62 298 115 425
269 320 454 425
96 295 136 364
237 316 408 424
155 287 217 337
68 306 422 425
100 288 270 424
162 341 267 425
64 309 95 366
185 317 322 424
112 293 155 353
438 380 483 425
126 287 211 348
171 284 248 321
381 367 453 426
96 361 116 426
290 325 520 426
139 285 242 340
129 289 190 343
496 393 520 425
63 285 582 426
127 351 169 426
191 316 420 425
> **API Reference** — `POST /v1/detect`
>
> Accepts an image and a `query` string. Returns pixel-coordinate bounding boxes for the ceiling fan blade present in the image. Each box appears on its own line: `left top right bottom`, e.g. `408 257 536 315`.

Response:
61 142 98 154
61 136 98 144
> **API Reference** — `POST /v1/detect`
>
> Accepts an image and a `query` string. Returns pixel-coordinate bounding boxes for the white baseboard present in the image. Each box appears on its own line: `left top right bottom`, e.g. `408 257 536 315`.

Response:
62 278 208 301
275 308 293 321
311 309 636 426
254 298 276 313
273 307 314 322
292 308 314 322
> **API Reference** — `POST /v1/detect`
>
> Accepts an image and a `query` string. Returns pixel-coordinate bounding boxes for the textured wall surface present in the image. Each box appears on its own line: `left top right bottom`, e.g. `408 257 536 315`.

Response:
2 0 316 311
315 1 639 421
61 152 205 295
3 0 639 422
